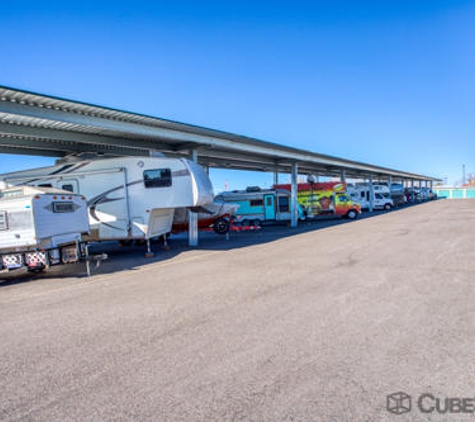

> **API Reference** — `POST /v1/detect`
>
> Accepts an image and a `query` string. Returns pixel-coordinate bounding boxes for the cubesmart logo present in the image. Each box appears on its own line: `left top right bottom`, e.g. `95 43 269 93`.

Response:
387 392 412 415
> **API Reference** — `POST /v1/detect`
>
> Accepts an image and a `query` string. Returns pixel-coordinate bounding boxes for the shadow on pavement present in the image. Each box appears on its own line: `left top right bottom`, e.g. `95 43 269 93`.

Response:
0 201 435 286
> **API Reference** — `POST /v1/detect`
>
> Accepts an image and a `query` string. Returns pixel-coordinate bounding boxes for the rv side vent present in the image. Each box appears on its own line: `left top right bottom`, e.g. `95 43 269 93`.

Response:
0 210 8 230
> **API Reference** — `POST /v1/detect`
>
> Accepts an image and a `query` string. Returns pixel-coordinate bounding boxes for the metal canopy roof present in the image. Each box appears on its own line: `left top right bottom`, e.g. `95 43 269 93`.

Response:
0 85 438 181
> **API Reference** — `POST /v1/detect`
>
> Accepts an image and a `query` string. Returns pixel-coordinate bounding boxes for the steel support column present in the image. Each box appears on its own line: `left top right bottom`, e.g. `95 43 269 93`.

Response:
340 170 346 184
369 173 374 212
274 171 279 186
290 163 299 228
188 149 199 247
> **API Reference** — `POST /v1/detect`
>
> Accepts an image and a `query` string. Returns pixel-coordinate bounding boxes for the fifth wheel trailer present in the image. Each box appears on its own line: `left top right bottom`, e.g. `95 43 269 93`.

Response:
0 156 214 243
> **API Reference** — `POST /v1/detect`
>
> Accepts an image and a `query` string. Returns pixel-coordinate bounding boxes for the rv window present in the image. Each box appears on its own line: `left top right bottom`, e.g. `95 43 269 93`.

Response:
250 199 264 207
143 169 172 188
38 183 53 188
0 211 8 230
53 202 75 213
278 197 290 212
62 184 74 192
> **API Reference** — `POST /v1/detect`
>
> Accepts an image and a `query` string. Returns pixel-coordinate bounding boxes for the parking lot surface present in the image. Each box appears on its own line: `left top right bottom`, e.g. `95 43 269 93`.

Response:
1 200 474 421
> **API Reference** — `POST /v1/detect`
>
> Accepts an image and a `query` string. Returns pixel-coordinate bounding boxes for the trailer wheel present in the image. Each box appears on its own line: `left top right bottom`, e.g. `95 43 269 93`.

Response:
252 219 261 227
213 218 230 235
346 209 358 220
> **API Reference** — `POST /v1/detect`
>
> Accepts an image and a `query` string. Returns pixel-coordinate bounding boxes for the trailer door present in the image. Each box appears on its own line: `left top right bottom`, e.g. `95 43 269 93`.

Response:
264 194 276 220
78 171 129 240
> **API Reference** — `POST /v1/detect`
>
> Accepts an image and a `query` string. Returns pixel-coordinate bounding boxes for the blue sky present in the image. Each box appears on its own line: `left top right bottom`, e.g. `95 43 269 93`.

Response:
1 0 474 190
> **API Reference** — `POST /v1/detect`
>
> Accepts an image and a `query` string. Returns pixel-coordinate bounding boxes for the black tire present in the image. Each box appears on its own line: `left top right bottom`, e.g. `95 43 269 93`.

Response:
241 219 250 227
346 209 358 220
213 218 230 235
252 219 262 227
384 203 392 211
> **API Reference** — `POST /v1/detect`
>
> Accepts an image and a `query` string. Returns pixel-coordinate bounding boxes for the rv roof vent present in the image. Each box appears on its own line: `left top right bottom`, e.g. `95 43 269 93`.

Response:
246 186 261 192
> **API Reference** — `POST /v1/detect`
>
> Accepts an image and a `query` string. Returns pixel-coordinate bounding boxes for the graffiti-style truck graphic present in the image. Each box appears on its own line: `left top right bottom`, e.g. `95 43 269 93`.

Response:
274 182 361 220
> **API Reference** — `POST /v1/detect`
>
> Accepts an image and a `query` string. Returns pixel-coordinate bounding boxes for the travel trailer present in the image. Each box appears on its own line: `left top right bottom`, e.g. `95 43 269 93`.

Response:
216 187 305 225
172 200 240 235
384 183 406 206
0 186 90 271
274 182 361 219
0 156 214 243
390 183 405 193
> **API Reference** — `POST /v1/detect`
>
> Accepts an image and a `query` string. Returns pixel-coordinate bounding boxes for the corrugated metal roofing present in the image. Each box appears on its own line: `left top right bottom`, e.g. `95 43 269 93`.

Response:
0 85 439 181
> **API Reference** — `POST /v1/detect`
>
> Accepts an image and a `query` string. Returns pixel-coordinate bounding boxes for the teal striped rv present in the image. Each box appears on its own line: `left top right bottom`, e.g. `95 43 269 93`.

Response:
216 187 305 226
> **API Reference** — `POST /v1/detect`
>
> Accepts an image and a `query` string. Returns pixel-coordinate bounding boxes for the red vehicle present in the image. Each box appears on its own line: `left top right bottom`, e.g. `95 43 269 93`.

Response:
171 201 239 234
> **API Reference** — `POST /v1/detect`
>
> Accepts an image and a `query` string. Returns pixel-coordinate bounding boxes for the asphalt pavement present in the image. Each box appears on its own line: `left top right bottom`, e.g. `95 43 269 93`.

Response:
1 199 474 421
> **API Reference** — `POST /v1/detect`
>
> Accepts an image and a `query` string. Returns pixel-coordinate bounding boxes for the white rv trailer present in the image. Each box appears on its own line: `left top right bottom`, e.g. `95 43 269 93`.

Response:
0 186 90 271
0 156 214 244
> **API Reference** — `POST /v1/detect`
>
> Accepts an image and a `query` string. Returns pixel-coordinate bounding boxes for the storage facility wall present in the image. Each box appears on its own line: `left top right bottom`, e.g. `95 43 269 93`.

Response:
434 188 475 199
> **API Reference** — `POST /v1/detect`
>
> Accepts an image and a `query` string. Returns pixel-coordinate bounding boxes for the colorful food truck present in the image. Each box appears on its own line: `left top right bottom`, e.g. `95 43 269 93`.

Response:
274 182 361 219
